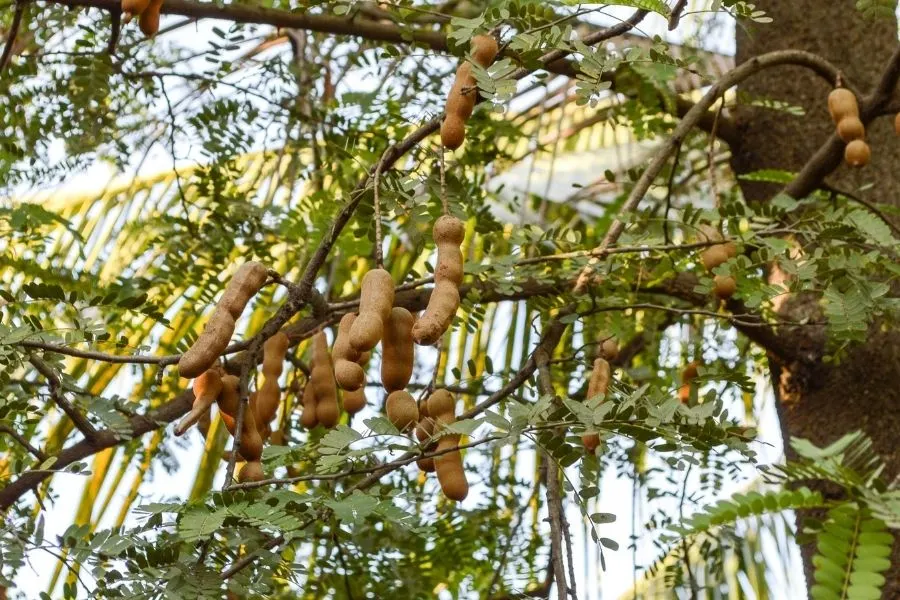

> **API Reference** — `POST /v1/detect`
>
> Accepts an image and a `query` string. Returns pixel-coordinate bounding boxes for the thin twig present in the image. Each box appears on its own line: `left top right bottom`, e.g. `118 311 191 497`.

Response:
0 0 25 74
28 356 98 440
0 424 47 461
373 160 384 268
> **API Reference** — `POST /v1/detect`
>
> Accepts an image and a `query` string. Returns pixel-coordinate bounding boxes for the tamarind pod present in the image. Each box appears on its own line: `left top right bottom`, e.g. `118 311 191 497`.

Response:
342 387 367 415
238 461 265 483
434 249 464 287
700 245 729 271
426 388 455 424
415 400 436 472
270 429 285 446
837 117 865 142
411 280 460 345
311 332 340 428
600 338 619 362
895 113 900 135
582 433 600 453
434 435 468 501
386 390 419 431
138 0 163 36
682 361 700 383
844 139 870 167
471 34 499 68
218 261 269 319
381 307 415 392
349 269 395 353
196 406 211 440
446 64 477 120
221 450 249 463
238 400 264 461
714 275 737 300
255 332 290 425
175 368 223 436
678 383 692 404
334 314 365 390
433 214 466 246
121 0 151 20
586 358 610 400
217 374 241 418
299 382 319 429
828 88 859 124
722 241 738 259
178 261 268 378
440 116 466 150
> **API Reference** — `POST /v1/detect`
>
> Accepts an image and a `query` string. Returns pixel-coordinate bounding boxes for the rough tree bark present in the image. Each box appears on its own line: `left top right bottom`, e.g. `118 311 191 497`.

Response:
729 1 900 595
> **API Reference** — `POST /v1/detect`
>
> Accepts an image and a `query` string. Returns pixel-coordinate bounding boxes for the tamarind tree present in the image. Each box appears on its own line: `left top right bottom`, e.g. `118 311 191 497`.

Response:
2 0 900 598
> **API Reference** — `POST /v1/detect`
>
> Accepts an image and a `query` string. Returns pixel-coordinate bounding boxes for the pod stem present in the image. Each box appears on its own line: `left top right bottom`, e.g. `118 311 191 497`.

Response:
373 160 385 269
439 143 449 215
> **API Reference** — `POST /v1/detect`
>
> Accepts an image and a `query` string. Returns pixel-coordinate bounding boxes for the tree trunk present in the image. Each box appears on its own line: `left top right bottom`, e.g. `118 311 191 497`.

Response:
729 2 900 596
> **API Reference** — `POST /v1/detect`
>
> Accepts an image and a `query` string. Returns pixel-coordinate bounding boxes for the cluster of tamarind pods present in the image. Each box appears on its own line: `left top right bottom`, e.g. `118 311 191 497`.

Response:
828 87 871 167
173 212 470 499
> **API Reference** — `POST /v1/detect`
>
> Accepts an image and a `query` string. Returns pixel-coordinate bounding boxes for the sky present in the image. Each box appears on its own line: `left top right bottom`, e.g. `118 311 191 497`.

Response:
11 2 813 598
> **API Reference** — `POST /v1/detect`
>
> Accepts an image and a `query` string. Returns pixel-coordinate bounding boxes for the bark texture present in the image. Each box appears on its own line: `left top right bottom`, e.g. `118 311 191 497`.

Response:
729 2 900 596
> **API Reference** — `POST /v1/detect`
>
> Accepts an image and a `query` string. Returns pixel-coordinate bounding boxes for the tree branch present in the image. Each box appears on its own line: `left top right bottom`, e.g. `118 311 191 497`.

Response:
0 424 47 462
0 0 25 73
28 356 98 441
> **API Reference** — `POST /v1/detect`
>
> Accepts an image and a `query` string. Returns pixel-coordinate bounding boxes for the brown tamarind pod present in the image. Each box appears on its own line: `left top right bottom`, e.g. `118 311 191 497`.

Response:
175 367 224 436
311 332 340 428
837 117 865 142
471 34 499 68
600 337 618 361
844 139 870 167
446 64 477 120
381 307 415 392
413 216 465 346
434 435 468 501
714 275 737 300
415 399 436 472
386 390 419 431
238 460 265 483
179 261 268 378
334 313 365 391
586 358 610 400
121 0 151 21
349 269 395 353
700 245 729 271
679 361 700 404
217 374 240 418
255 332 290 427
828 88 859 124
426 389 467 500
138 0 164 37
895 113 900 135
440 116 467 150
582 358 610 451
342 387 367 415
299 381 319 429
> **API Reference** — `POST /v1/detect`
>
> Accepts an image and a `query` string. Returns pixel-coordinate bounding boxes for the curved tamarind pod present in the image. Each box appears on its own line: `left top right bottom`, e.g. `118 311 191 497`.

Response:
349 269 395 353
446 64 477 120
217 374 241 418
311 332 340 428
299 381 319 429
678 361 701 404
178 261 268 378
828 88 859 124
381 307 415 392
138 0 164 36
413 216 465 345
426 388 455 423
415 399 436 472
175 368 223 436
334 314 365 391
255 332 290 426
434 434 468 501
238 461 265 483
471 34 499 68
386 390 419 432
